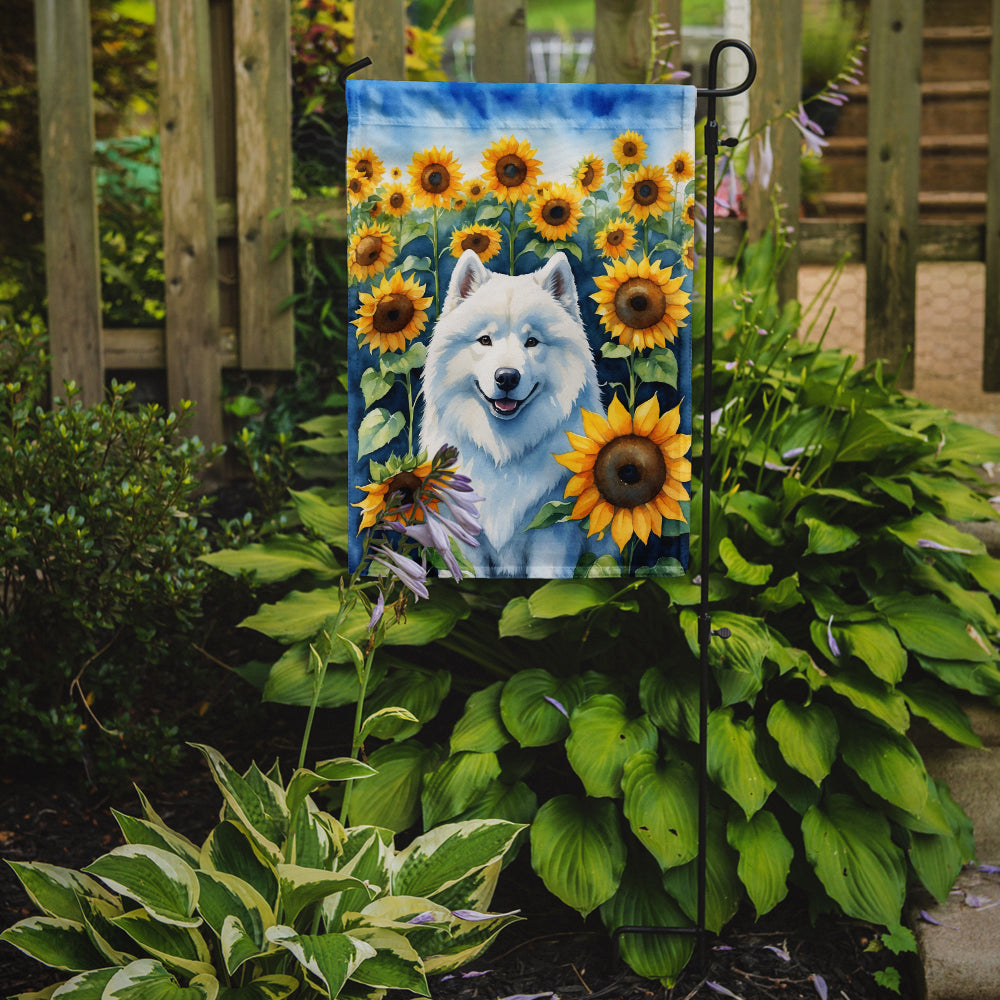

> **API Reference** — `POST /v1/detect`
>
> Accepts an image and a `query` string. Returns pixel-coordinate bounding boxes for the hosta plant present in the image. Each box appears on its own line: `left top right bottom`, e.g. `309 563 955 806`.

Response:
1 743 523 999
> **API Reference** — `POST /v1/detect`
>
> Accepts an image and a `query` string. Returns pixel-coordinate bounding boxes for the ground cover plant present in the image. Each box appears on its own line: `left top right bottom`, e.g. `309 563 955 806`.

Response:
202 227 1000 987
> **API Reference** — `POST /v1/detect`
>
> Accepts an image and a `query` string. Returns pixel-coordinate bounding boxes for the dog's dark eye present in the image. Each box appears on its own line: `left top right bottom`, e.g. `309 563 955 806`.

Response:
477 335 492 346
524 336 539 347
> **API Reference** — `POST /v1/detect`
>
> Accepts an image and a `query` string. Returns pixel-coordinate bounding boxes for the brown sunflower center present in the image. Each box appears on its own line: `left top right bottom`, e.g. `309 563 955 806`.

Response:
383 471 423 507
541 199 571 227
420 163 451 194
355 158 374 179
673 158 687 176
355 235 384 266
461 232 490 253
495 153 528 187
633 179 660 206
614 277 667 330
389 191 406 209
349 176 366 193
606 228 625 247
594 435 667 508
622 140 638 158
373 293 415 334
580 164 595 187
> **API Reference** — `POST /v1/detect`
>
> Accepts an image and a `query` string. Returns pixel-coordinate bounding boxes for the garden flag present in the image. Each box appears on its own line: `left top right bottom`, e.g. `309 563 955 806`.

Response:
346 80 697 578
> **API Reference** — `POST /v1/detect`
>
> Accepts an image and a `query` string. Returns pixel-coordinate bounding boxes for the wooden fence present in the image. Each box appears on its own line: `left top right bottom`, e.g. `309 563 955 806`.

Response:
33 0 1000 445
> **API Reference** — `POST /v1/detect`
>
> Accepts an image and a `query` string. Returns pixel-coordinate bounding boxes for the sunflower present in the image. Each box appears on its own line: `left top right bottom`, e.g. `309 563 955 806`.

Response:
667 149 695 185
347 223 396 282
591 255 690 350
408 146 463 209
611 130 647 166
682 195 697 227
555 394 691 551
682 236 695 271
383 182 412 217
347 171 375 206
355 270 433 354
528 183 583 241
594 217 638 260
574 154 605 194
390 165 403 180
348 147 385 187
353 457 435 531
449 223 503 262
461 179 488 202
618 164 674 221
481 135 542 204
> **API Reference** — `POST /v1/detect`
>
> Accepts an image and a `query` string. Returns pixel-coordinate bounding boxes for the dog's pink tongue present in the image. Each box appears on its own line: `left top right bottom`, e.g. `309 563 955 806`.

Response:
495 398 518 413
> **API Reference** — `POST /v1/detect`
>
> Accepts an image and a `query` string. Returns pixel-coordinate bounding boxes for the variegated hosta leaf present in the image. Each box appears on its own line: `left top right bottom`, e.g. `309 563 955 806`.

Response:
499 669 585 747
391 820 524 901
0 916 107 972
44 966 118 997
195 871 274 974
287 801 343 870
276 864 376 925
765 700 838 786
214 974 299 1000
529 795 626 917
599 853 694 987
265 926 376 998
706 707 776 818
344 926 429 994
200 822 278 910
102 958 218 999
421 859 501 917
347 740 442 832
4 861 118 922
83 845 200 928
285 760 375 824
838 718 929 817
450 681 511 754
323 829 393 931
421 906 523 975
420 751 502 829
110 908 214 979
621 751 699 871
566 695 658 798
77 894 136 966
802 793 906 926
726 810 793 918
112 810 202 868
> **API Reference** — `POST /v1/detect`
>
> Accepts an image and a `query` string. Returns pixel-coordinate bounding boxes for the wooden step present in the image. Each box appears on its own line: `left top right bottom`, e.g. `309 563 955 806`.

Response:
814 189 987 222
922 0 992 28
922 25 992 83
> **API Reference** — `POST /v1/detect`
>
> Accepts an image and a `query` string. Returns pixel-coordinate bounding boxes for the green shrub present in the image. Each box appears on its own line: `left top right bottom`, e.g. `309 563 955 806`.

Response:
0 317 220 783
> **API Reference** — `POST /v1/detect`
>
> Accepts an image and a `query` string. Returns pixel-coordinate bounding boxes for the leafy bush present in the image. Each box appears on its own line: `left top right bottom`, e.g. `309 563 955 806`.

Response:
206 232 1000 985
1 743 524 998
0 317 220 783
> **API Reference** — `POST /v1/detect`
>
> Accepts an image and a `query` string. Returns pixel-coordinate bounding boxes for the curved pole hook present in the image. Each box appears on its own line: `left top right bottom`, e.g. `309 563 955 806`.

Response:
338 56 373 90
698 38 756 98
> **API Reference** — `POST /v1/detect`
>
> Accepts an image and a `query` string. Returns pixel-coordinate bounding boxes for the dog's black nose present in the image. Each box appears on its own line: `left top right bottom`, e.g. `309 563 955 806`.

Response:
494 368 520 392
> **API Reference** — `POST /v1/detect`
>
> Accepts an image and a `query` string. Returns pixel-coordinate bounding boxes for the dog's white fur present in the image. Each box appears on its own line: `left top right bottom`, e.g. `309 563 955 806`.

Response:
420 249 603 576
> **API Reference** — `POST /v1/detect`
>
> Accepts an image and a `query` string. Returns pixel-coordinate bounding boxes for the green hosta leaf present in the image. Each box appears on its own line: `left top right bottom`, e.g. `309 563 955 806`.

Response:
360 706 421 742
812 662 910 732
661 811 741 933
886 511 985 555
909 825 966 905
216 975 299 999
499 670 584 747
346 740 441 832
802 517 859 556
936 421 1000 464
566 695 657 798
718 537 772 586
802 793 906 926
967 553 1000 597
84 846 200 928
835 410 927 463
530 795 626 917
906 472 998 521
111 909 214 978
288 488 349 544
421 751 502 828
724 490 784 545
866 474 914 509
497 595 566 638
527 578 618 618
874 594 995 662
450 681 511 753
765 700 838 786
727 811 793 918
285 759 376 822
599 853 694 987
345 926 428 994
265 926 375 998
453 779 538 827
103 959 217 999
200 822 278 910
639 665 699 742
680 610 770 706
755 573 805 614
834 621 907 684
901 680 982 748
277 865 374 925
363 667 451 740
911 562 1000 633
199 536 340 584
195 871 273 974
839 718 928 816
707 707 776 818
4 862 118 923
393 819 524 900
916 655 1000 697
260 644 385 709
621 751 699 870
356 408 405 460
0 916 107 971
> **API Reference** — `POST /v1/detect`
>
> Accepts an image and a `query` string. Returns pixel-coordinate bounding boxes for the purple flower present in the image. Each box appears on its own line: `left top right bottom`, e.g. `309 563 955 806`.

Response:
706 983 742 999
917 538 972 554
790 104 828 156
746 125 773 190
407 911 438 925
826 615 841 658
451 908 520 921
370 544 429 600
544 695 569 717
812 974 828 1000
367 590 385 631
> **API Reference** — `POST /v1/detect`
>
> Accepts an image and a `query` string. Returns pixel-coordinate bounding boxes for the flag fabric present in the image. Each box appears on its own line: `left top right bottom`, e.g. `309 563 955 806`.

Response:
346 79 696 578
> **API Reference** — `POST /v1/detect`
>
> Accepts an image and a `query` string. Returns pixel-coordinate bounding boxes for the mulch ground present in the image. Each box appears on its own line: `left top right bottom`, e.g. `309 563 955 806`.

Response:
1 739 914 1000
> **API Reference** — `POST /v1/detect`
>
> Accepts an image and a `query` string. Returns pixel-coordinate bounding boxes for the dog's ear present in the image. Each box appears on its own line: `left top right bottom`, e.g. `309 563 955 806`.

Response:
535 251 581 323
442 249 490 314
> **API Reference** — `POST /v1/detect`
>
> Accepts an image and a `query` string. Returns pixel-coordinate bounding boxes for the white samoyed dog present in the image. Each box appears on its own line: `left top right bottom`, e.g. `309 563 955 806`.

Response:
420 249 604 577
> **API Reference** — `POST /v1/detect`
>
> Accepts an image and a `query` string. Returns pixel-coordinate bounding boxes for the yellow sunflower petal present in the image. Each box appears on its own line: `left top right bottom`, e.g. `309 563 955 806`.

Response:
606 395 633 437
564 472 595 498
632 395 661 437
610 507 634 552
632 504 652 544
588 500 615 536
581 407 614 446
554 449 593 474
651 404 682 441
565 430 601 455
571 486 601 519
